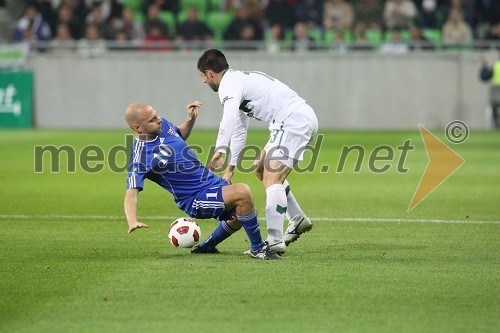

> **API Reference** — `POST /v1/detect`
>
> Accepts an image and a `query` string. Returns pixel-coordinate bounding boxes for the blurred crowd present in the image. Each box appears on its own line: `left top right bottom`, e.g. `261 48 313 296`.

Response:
10 0 500 53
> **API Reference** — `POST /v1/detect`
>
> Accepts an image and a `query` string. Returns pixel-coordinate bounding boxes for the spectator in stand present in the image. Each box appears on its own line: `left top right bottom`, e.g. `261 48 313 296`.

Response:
77 22 107 57
56 4 83 39
224 7 263 41
291 21 315 52
222 0 269 16
380 29 409 54
353 0 383 30
416 0 441 29
142 23 171 51
323 0 355 31
109 29 136 51
84 0 123 22
443 0 472 25
266 23 285 53
85 4 106 32
59 0 88 28
266 0 294 31
13 4 52 41
50 23 75 54
176 7 213 42
383 0 417 30
119 7 144 41
144 3 169 38
331 31 348 54
101 5 142 40
237 23 261 49
442 8 472 44
142 0 180 15
408 25 434 50
486 23 500 41
240 0 266 23
30 0 57 34
294 0 323 29
54 23 73 41
409 25 426 41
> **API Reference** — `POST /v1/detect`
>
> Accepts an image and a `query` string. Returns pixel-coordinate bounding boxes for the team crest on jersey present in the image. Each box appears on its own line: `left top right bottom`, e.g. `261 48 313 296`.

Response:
168 127 179 137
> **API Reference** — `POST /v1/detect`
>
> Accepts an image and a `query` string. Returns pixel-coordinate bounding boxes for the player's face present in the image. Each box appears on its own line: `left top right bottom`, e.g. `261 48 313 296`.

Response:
138 107 162 138
199 70 219 92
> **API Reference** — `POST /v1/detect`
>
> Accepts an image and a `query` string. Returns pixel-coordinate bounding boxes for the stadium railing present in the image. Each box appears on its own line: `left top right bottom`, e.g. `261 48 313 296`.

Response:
5 40 500 55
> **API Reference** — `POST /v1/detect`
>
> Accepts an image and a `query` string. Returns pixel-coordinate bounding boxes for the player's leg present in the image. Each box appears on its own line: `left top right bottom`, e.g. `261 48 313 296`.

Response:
263 104 318 248
493 103 500 129
186 185 240 253
254 151 305 221
221 184 280 260
261 157 292 252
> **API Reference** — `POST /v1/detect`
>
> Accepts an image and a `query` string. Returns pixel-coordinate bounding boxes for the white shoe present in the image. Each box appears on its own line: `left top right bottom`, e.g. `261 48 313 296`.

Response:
283 215 313 246
243 242 281 260
268 240 286 255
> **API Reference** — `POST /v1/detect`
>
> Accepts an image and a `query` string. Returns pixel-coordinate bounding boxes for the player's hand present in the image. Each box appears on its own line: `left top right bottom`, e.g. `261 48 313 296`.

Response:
209 152 225 172
128 222 149 234
186 101 201 120
222 168 233 184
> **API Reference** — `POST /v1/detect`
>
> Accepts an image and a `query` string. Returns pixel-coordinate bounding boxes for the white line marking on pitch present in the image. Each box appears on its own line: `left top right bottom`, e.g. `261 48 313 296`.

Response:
0 214 498 224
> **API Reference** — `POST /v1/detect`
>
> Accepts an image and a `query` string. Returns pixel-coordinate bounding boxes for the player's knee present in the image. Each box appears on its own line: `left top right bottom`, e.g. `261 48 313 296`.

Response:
235 183 254 206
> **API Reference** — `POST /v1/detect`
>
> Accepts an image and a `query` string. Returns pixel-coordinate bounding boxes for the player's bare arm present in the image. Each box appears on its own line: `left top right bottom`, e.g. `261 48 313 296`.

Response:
177 100 201 140
209 151 225 172
222 165 235 184
124 188 149 234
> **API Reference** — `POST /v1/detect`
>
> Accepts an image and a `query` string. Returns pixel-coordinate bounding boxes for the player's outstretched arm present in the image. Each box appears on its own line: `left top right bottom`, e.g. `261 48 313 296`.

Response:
177 100 201 140
222 165 235 184
209 151 226 172
124 188 149 234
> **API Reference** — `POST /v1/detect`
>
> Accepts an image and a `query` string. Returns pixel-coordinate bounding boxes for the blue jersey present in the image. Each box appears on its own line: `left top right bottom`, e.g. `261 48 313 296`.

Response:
126 118 226 209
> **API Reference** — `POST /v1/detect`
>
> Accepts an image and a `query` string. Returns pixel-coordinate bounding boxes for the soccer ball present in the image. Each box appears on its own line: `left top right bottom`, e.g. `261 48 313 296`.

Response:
168 217 201 248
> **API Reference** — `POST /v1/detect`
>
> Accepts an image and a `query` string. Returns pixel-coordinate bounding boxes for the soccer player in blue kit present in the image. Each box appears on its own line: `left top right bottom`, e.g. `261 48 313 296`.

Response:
123 101 280 260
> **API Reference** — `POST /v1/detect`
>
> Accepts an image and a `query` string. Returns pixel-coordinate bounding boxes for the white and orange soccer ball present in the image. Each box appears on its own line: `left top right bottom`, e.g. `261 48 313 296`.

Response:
168 217 201 248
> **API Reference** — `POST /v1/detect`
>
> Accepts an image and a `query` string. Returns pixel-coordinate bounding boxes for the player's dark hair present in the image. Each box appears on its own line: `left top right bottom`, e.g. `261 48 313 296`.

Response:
197 49 229 74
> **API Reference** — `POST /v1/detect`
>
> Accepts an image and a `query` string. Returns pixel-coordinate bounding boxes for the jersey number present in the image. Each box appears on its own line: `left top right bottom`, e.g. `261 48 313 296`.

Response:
269 129 284 144
242 71 275 81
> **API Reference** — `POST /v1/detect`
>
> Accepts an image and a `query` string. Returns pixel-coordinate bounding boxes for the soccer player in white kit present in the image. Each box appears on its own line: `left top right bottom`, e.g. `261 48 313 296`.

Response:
197 49 319 254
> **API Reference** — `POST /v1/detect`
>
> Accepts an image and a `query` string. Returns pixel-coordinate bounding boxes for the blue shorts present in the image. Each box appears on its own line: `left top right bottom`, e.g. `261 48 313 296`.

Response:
178 183 234 222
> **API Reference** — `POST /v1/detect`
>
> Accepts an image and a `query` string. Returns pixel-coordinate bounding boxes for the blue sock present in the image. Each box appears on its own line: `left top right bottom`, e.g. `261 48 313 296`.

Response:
199 220 237 250
237 211 265 251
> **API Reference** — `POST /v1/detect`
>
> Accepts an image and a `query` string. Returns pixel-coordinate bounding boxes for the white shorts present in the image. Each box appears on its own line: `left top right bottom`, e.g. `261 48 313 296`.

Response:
264 103 319 169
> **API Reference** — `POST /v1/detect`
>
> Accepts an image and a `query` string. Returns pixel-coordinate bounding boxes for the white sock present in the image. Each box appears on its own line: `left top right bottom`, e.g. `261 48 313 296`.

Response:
283 180 304 220
265 184 287 243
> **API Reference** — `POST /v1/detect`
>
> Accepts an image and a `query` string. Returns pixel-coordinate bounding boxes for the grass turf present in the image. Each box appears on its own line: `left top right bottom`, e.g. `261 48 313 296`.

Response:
0 129 498 332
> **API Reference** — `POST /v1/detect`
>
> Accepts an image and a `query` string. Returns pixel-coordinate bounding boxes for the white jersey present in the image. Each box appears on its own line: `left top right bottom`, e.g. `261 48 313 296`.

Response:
216 69 306 165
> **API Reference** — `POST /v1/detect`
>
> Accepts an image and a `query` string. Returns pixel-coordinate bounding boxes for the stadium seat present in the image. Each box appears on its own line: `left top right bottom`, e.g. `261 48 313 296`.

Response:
159 11 177 38
209 0 224 11
133 11 144 23
123 0 142 11
384 30 410 42
308 29 323 42
177 9 207 24
324 30 354 44
180 0 208 14
422 29 442 44
365 29 382 44
206 11 233 40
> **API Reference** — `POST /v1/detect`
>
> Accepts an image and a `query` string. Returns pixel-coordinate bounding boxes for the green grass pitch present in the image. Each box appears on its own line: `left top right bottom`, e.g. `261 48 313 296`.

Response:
0 129 498 333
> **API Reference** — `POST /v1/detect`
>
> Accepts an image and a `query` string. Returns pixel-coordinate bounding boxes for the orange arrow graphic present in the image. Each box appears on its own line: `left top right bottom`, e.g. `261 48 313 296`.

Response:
408 124 465 211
